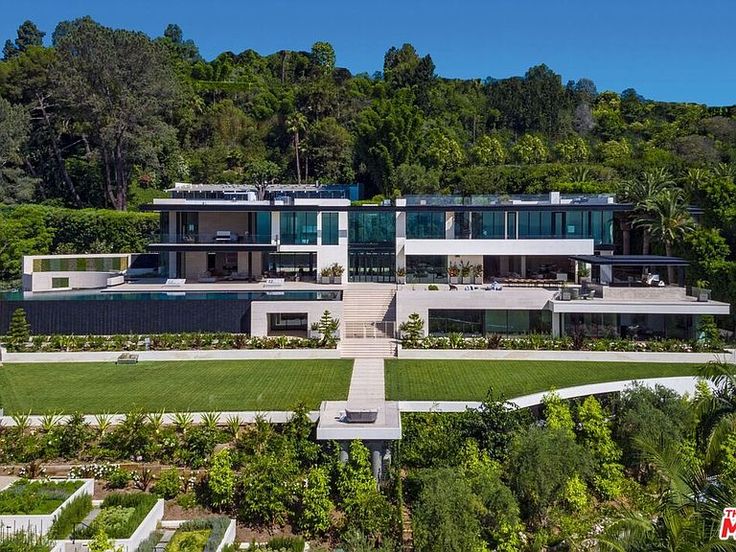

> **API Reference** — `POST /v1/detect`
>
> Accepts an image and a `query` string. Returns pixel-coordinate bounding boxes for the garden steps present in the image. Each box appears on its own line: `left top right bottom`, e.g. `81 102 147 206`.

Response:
340 338 397 358
401 502 414 551
342 286 397 342
154 528 175 551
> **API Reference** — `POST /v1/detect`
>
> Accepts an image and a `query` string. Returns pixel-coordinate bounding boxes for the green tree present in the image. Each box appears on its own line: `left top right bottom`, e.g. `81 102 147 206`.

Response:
7 308 31 347
508 425 590 523
316 310 340 347
555 135 590 162
619 168 675 255
542 391 575 438
422 130 465 171
207 449 234 510
295 466 334 536
412 468 485 552
470 135 507 166
577 396 624 498
0 97 35 203
286 112 307 184
511 134 548 164
399 313 425 347
54 18 180 210
308 117 354 182
310 41 336 74
389 163 441 194
3 20 45 59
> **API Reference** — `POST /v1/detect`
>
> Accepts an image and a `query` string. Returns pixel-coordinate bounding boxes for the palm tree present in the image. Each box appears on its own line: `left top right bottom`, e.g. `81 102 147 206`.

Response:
286 112 307 184
695 361 736 467
619 169 675 255
598 436 736 551
633 188 694 284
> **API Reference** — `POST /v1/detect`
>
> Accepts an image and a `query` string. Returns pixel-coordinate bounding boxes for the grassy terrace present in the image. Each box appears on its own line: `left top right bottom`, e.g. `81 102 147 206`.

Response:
385 359 703 401
0 360 353 414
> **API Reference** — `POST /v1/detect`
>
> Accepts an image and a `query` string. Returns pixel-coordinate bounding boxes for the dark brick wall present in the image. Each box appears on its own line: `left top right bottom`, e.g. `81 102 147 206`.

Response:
0 299 252 335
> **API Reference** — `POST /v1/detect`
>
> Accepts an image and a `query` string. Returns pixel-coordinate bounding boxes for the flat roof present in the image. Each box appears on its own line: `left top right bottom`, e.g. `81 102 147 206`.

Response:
570 255 690 267
317 401 402 441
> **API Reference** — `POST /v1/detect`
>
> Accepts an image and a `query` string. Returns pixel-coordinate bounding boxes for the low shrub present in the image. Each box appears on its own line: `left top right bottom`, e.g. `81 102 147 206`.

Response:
152 467 182 499
0 530 52 552
48 493 93 539
267 536 305 552
133 530 162 552
77 492 158 539
5 333 329 353
174 517 232 551
166 529 210 552
105 468 132 490
402 334 723 353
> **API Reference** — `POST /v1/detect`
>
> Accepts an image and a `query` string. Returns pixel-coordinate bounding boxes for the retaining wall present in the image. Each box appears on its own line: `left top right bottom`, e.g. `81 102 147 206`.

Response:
397 347 736 363
0 347 340 363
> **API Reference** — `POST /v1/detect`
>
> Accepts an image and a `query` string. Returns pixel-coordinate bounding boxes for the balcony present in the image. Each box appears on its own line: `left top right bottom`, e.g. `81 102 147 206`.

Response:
148 232 276 252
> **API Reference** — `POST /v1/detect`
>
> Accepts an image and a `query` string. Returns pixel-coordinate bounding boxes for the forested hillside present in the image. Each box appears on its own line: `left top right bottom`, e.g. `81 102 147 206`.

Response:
1 17 736 321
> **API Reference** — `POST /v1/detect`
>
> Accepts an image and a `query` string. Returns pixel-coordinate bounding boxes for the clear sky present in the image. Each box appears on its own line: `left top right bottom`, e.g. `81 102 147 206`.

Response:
1 0 734 105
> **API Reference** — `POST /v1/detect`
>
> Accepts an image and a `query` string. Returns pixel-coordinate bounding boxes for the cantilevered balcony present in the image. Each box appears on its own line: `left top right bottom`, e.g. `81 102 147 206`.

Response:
147 232 276 252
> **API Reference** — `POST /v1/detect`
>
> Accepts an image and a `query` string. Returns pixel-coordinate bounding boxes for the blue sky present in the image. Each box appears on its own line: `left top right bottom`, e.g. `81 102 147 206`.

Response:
1 0 734 105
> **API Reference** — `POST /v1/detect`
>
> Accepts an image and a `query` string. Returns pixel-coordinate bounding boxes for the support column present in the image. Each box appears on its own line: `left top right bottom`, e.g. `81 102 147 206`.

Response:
552 312 561 337
520 256 527 278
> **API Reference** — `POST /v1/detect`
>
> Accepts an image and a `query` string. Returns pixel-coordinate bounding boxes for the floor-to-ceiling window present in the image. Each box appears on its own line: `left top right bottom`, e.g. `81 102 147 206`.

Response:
406 211 445 239
280 211 318 245
428 309 552 336
406 255 448 283
348 210 396 282
321 212 339 245
471 212 505 238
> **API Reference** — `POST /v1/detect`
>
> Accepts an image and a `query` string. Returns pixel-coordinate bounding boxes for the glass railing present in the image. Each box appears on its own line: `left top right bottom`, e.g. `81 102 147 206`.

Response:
279 232 318 245
154 233 274 244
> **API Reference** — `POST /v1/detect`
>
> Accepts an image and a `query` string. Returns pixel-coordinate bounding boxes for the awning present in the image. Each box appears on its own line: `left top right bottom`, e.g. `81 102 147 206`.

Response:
568 255 689 267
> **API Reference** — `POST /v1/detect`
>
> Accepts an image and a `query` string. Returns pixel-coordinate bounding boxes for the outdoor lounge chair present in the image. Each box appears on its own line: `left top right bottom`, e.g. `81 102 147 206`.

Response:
215 230 234 242
163 278 186 287
343 409 378 423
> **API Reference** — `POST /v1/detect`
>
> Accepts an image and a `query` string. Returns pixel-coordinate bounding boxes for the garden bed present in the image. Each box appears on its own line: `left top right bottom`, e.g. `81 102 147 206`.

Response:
0 480 84 515
159 517 236 552
401 334 725 353
75 492 159 539
1 333 332 353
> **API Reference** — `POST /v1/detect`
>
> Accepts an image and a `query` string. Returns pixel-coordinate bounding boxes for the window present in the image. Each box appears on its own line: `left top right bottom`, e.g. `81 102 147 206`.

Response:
280 212 317 245
428 309 483 335
255 212 272 244
51 277 69 289
471 212 504 239
266 253 316 277
506 212 516 239
406 211 445 239
406 255 448 283
268 313 308 337
322 212 339 245
348 211 395 244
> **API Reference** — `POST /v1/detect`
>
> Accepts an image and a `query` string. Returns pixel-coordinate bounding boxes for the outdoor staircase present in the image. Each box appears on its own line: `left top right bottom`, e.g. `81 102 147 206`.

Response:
340 284 398 358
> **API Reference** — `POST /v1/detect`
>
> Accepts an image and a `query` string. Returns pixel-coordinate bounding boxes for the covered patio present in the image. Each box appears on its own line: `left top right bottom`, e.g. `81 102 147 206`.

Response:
569 255 688 287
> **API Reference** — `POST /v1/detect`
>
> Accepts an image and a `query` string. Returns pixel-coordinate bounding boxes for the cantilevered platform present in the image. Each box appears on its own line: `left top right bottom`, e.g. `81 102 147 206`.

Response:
316 401 402 441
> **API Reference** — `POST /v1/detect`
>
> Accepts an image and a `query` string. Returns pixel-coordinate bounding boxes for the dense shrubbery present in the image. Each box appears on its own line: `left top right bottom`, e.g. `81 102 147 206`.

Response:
0 531 52 552
171 517 232 552
2 333 330 353
401 332 724 353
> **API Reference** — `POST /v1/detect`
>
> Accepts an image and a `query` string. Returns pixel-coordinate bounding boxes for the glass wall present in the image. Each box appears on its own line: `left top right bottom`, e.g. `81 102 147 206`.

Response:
255 212 272 243
513 209 613 243
321 212 339 245
454 212 471 239
428 309 552 336
348 250 395 282
518 211 553 238
471 212 505 239
562 313 693 339
280 212 318 245
406 211 445 239
406 255 448 283
265 252 317 279
268 313 308 337
349 210 396 244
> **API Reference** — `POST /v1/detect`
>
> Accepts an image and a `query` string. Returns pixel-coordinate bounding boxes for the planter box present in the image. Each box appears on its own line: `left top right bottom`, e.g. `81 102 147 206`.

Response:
474 276 483 285
320 276 331 284
449 277 459 284
331 275 343 285
461 277 473 284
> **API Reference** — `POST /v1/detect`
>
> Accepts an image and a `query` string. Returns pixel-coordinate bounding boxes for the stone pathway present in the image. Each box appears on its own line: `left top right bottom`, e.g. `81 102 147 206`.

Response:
348 358 386 404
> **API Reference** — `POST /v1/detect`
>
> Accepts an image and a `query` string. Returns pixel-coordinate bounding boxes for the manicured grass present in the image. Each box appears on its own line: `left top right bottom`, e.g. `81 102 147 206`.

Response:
0 360 352 414
385 359 703 401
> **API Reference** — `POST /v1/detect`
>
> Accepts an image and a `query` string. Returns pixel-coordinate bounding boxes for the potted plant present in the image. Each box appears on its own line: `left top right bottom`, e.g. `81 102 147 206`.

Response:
694 279 711 302
320 267 331 284
330 263 345 284
578 263 591 283
448 263 460 284
396 267 406 284
473 264 483 285
459 261 473 284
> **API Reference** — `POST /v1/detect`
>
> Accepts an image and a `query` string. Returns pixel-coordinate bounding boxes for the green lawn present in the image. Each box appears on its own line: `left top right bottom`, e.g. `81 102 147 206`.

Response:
0 360 353 414
385 359 704 401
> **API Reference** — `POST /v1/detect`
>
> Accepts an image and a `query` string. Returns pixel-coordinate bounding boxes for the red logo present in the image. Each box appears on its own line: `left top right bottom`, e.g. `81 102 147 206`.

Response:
720 508 736 540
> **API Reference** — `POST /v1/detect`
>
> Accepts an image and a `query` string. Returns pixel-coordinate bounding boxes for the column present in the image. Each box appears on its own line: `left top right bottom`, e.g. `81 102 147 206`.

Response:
520 256 527 278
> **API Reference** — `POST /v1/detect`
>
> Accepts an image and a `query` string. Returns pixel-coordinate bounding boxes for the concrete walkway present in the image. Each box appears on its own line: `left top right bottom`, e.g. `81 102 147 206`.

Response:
0 410 319 428
398 375 708 412
348 358 386 404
